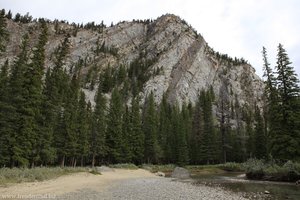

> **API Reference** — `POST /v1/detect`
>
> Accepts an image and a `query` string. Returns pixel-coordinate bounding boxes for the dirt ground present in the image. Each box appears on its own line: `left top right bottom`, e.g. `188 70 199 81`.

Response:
0 169 156 199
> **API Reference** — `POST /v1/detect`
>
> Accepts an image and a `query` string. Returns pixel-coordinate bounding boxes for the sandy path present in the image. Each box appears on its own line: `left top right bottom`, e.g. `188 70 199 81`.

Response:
0 169 156 199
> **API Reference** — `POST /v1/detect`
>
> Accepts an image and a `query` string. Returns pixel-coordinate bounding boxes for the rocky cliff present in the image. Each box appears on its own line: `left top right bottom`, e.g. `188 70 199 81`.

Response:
0 14 264 108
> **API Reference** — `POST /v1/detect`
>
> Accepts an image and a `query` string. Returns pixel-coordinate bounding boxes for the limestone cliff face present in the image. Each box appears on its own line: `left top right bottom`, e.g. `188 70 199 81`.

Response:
0 14 264 108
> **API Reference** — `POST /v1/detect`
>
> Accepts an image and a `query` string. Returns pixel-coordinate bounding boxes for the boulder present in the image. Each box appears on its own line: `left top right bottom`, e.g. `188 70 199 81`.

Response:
171 167 190 179
296 180 300 185
155 171 165 177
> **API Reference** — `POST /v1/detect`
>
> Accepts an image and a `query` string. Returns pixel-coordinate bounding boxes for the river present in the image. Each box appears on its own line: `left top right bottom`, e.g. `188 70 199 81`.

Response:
191 172 300 200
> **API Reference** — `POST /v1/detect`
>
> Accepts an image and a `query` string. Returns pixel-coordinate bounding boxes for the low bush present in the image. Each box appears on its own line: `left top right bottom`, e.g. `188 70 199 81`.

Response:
244 158 300 182
141 164 175 173
109 163 139 169
217 162 244 172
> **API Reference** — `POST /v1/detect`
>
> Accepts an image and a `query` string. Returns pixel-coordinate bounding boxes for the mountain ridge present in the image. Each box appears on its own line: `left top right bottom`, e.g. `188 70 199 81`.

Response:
1 13 264 108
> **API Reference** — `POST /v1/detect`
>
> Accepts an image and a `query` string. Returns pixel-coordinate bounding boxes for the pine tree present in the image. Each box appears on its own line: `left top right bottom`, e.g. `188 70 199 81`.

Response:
22 21 48 167
106 88 124 163
64 75 80 167
121 106 132 162
39 68 56 165
158 94 172 163
203 90 219 163
143 92 160 163
91 82 107 167
254 106 267 159
190 93 204 164
176 104 189 166
0 9 9 53
130 96 144 164
271 44 300 160
245 108 255 158
262 47 277 156
6 34 30 167
77 91 90 166
0 60 10 166
50 36 71 167
101 66 113 93
217 83 231 163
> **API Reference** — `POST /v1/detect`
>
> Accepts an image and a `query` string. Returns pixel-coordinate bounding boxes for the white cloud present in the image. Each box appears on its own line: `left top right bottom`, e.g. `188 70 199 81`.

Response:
1 0 299 77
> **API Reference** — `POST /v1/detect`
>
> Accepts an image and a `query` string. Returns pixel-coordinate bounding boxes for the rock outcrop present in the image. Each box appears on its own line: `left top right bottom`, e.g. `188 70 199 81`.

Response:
0 14 264 109
171 167 190 179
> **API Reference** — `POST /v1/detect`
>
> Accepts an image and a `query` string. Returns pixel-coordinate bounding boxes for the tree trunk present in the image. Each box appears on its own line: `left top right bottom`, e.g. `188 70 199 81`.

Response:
73 158 77 168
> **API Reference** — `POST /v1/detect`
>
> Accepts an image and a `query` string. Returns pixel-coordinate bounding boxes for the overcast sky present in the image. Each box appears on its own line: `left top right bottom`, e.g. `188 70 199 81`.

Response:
1 0 299 78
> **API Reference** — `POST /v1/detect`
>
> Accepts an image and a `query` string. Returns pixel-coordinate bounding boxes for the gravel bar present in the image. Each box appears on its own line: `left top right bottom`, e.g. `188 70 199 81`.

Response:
56 177 248 200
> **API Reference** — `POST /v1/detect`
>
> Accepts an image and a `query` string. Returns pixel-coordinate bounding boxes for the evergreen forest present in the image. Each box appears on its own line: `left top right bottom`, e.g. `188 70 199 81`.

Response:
0 10 300 168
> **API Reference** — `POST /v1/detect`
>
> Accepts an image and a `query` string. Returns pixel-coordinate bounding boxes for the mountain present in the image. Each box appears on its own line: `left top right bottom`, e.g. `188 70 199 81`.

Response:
1 13 264 109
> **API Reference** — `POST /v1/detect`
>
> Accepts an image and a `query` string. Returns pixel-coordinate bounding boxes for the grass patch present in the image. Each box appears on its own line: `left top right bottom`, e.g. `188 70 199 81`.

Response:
89 168 102 175
216 162 244 172
109 163 139 169
0 167 88 186
141 164 175 173
186 165 226 174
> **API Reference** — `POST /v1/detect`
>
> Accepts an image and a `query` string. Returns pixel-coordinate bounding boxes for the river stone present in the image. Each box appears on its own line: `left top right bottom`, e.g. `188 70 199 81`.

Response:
171 167 190 179
155 171 165 177
264 190 270 194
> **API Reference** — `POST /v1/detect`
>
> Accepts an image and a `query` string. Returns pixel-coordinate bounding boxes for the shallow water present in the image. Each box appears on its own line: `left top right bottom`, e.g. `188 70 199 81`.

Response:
191 172 300 200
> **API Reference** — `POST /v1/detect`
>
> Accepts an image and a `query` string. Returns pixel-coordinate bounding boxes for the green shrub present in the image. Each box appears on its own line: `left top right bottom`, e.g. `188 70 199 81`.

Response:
217 162 244 172
244 158 300 182
141 164 175 173
0 167 88 185
89 169 101 175
243 158 265 173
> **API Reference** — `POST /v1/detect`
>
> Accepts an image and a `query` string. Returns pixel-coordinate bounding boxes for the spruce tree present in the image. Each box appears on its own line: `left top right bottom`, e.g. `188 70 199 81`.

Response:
121 106 132 162
176 104 189 166
0 9 9 53
0 60 10 166
49 36 71 167
130 96 144 164
39 68 56 165
143 92 160 163
245 108 255 158
64 74 80 167
77 91 90 166
203 90 219 163
217 83 231 163
262 47 278 156
254 106 267 159
22 21 48 167
91 82 107 167
271 44 300 160
190 93 204 164
6 34 30 167
158 94 172 162
106 88 124 163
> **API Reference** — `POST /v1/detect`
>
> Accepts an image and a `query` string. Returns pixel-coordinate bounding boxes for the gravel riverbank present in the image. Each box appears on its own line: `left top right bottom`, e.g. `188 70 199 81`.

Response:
58 177 248 200
0 169 249 200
